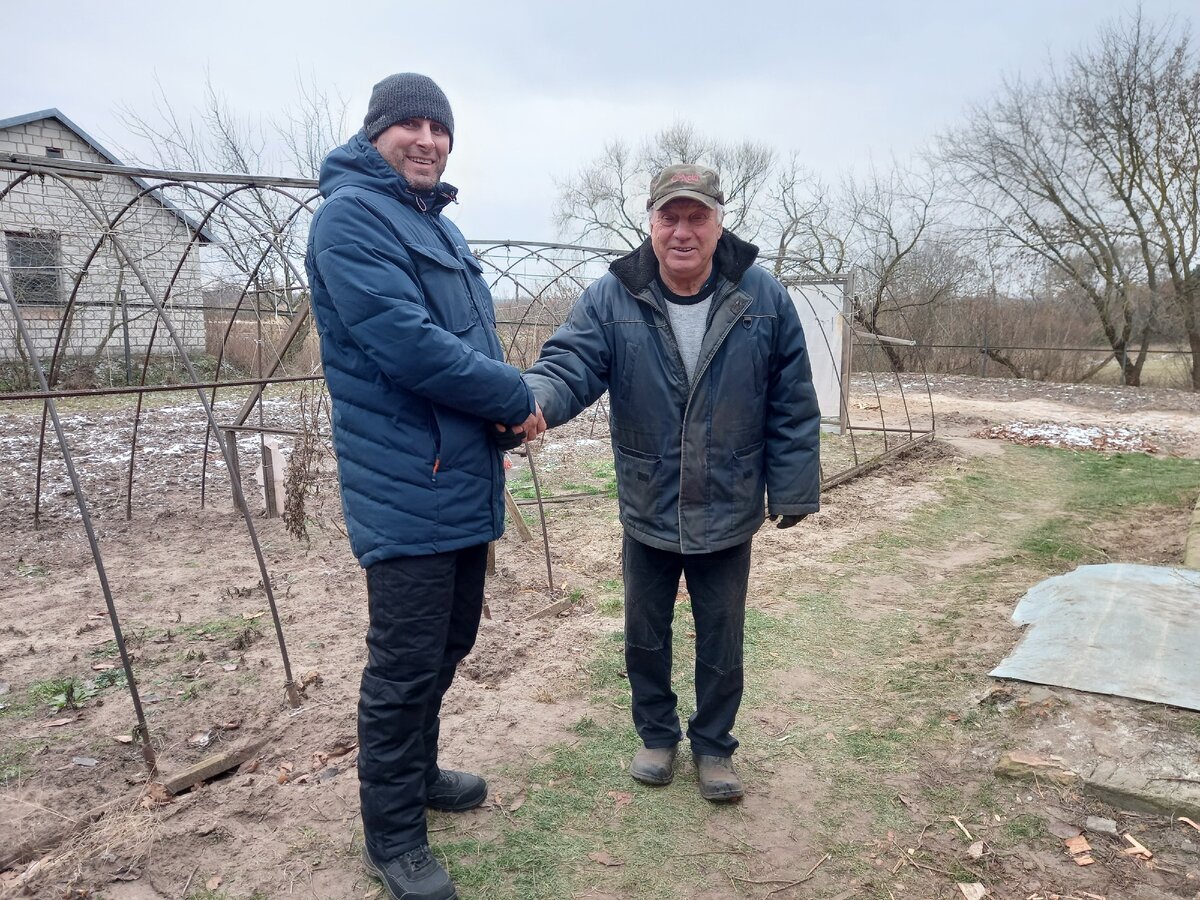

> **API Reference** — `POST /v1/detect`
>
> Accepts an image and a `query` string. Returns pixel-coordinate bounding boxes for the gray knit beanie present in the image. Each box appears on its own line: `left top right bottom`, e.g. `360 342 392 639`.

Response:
363 73 455 148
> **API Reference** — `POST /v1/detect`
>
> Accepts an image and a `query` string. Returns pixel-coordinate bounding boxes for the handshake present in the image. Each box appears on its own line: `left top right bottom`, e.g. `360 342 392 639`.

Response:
492 403 547 451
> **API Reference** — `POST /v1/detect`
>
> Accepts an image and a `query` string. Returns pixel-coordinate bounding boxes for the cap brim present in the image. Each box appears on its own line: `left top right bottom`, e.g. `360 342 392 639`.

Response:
648 189 720 211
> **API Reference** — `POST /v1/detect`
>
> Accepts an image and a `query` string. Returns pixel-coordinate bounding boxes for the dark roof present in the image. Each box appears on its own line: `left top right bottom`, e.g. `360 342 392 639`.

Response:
0 108 216 243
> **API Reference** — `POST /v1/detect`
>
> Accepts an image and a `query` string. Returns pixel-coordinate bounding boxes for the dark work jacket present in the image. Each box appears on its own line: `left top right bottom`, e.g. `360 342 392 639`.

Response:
306 132 534 565
524 233 821 554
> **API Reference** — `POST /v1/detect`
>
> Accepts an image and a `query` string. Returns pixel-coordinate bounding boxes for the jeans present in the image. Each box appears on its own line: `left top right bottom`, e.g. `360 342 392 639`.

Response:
357 543 487 858
622 533 752 757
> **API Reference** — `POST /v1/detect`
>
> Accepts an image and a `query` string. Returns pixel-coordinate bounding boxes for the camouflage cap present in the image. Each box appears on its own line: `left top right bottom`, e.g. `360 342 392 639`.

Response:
646 164 725 211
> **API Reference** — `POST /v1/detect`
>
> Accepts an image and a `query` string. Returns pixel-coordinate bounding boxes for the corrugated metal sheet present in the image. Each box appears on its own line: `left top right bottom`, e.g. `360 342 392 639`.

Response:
991 564 1200 712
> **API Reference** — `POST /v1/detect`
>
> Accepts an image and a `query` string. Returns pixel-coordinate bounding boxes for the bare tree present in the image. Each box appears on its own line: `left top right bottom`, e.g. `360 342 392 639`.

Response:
554 139 648 249
555 120 775 249
879 237 984 370
116 72 346 312
842 162 948 370
761 153 851 281
1067 12 1200 388
558 127 952 372
276 75 350 179
942 12 1199 387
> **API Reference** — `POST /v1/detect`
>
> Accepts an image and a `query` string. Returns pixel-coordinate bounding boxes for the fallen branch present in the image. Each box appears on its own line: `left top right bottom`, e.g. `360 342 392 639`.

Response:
950 816 973 840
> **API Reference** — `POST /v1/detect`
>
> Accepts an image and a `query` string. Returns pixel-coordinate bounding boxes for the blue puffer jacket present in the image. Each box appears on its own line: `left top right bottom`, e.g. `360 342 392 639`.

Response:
525 233 820 554
306 132 534 565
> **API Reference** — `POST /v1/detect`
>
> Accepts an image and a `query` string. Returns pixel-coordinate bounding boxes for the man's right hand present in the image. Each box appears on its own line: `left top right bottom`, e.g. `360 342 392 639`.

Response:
510 403 547 442
494 403 547 446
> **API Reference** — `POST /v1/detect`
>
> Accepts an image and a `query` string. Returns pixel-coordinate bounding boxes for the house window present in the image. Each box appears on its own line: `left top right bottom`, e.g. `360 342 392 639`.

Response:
45 147 64 158
5 230 62 305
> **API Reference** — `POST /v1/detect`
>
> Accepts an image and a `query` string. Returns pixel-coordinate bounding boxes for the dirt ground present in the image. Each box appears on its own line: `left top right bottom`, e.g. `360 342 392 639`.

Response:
1 374 1199 899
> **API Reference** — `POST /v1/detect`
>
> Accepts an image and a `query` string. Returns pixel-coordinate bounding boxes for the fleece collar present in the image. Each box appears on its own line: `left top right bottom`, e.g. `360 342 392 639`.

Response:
609 231 760 296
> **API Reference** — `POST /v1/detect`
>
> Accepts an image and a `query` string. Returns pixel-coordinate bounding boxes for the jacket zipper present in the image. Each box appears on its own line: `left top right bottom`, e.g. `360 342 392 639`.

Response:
675 285 750 549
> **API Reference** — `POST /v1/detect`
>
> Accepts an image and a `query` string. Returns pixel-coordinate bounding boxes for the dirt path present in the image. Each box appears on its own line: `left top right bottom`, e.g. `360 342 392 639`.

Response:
1 377 1198 899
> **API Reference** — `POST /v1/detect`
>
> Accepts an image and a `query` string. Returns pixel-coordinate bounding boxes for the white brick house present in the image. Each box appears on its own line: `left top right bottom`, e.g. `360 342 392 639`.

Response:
0 109 212 368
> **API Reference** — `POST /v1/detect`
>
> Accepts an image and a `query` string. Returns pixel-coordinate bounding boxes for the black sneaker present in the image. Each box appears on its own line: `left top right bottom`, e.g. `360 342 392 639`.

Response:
426 769 488 812
362 843 457 900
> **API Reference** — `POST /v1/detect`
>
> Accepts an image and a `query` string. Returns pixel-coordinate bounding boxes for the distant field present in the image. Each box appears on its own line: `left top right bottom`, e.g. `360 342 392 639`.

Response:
1086 349 1192 389
873 346 1196 390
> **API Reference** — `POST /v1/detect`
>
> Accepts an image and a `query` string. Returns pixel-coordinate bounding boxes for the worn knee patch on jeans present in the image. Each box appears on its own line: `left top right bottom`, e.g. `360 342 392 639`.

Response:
696 656 743 678
625 602 670 651
695 629 744 676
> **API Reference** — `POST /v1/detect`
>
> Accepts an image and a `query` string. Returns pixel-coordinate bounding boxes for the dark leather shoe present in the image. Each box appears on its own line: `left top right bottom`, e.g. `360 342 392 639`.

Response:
362 843 457 900
693 753 744 802
426 769 487 812
629 744 678 785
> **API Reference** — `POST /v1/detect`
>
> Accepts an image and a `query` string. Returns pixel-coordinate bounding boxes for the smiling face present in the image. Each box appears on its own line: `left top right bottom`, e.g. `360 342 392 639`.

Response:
649 198 723 295
372 117 451 191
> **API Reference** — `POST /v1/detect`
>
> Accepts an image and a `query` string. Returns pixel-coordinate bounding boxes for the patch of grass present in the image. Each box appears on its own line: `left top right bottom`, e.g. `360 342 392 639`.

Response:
506 470 535 501
180 681 208 702
1003 813 1047 841
1018 519 1092 565
28 668 127 712
584 459 618 498
0 686 37 719
0 739 37 783
1066 451 1200 512
972 780 1005 817
842 726 910 765
88 639 120 659
438 712 733 900
15 561 49 578
919 784 966 816
184 617 255 641
588 631 631 705
597 578 623 616
88 616 257 660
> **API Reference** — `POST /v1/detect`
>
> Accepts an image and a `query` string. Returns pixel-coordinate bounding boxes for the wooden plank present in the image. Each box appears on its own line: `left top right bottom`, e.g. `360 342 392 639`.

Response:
160 737 267 795
503 488 533 542
1122 832 1153 859
526 597 574 621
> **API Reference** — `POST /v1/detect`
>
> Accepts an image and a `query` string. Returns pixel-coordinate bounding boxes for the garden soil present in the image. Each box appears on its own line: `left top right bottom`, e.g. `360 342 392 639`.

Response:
1 375 1198 899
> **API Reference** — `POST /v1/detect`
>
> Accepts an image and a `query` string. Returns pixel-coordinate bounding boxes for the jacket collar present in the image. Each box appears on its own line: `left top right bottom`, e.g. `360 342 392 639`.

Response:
609 231 760 296
320 131 459 213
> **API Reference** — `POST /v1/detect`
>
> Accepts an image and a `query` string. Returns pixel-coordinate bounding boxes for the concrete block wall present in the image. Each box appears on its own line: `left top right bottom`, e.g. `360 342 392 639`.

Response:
0 117 205 366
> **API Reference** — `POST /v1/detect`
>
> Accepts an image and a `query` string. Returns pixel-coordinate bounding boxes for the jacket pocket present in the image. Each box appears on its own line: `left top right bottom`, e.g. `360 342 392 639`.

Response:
617 341 641 400
461 252 497 326
613 444 663 524
731 440 765 507
406 242 480 335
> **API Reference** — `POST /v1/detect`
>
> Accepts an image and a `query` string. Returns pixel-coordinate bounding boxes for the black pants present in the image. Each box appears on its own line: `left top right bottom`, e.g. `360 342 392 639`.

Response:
622 533 752 757
358 543 488 858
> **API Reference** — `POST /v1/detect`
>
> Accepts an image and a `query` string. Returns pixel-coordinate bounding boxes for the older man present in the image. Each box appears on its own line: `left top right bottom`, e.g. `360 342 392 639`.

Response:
525 164 821 801
306 73 543 900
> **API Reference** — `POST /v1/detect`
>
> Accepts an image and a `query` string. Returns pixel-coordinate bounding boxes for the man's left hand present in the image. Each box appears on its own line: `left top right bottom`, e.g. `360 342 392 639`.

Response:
769 514 807 529
492 424 525 451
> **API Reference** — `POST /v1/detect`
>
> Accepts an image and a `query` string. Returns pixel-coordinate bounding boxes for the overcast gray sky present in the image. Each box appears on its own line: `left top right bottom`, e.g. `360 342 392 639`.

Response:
4 0 1196 241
